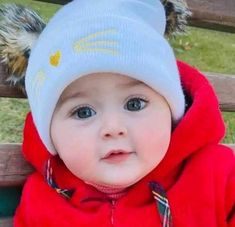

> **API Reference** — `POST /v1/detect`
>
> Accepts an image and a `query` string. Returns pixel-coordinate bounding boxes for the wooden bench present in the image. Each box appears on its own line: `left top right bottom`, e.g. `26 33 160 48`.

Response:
0 0 235 226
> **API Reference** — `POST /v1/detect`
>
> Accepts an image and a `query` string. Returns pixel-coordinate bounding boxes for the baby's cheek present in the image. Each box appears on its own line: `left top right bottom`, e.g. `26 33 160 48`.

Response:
62 149 95 180
63 155 85 178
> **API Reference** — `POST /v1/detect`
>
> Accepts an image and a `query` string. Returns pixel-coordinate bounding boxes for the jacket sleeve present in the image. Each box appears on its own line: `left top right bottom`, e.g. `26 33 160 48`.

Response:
226 149 235 227
14 205 27 227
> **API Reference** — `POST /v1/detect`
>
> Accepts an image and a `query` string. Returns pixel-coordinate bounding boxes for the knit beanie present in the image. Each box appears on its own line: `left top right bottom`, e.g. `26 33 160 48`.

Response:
25 0 186 154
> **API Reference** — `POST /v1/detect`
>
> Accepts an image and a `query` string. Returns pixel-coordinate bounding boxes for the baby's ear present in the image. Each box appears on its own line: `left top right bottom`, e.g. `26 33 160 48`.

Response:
160 0 192 37
0 4 45 93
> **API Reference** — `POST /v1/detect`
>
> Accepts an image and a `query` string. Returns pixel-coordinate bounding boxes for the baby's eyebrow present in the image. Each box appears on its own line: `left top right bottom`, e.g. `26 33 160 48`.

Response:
57 91 87 107
117 80 144 89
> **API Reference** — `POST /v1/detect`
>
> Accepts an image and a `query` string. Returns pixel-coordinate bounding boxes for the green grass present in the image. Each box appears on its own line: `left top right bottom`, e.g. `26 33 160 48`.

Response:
0 98 28 143
223 112 235 143
0 1 234 144
169 27 235 74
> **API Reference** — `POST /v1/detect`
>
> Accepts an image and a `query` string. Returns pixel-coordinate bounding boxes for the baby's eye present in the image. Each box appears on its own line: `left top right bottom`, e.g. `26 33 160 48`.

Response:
72 106 96 119
124 97 148 111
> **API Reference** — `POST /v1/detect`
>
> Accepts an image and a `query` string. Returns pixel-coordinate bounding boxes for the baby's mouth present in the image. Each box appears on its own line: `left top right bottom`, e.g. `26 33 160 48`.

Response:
102 149 134 163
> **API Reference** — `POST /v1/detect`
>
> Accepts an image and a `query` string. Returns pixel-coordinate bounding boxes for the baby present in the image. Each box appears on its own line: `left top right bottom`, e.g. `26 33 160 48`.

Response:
1 0 233 226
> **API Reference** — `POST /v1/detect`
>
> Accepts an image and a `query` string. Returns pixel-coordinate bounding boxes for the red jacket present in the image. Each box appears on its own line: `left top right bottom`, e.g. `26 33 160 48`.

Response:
14 61 235 226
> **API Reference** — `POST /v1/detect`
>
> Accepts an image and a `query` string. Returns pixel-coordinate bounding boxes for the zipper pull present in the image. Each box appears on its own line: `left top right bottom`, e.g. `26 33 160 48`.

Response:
110 200 116 226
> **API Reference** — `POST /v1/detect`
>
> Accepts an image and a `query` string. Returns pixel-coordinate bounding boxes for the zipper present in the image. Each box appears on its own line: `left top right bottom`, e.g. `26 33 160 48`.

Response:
110 200 116 226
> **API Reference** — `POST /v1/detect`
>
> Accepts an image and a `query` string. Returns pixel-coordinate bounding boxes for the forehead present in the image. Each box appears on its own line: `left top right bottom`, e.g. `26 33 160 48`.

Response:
60 72 145 98
69 72 142 88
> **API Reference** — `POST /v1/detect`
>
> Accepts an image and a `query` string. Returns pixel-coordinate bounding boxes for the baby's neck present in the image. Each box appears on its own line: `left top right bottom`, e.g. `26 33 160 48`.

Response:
85 182 128 200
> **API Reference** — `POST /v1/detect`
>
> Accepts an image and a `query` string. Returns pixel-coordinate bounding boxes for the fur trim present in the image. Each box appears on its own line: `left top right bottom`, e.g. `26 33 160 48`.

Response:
161 0 192 36
0 4 45 92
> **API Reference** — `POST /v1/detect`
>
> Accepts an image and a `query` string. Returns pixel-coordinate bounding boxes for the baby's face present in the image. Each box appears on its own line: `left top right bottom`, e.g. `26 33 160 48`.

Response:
50 73 171 188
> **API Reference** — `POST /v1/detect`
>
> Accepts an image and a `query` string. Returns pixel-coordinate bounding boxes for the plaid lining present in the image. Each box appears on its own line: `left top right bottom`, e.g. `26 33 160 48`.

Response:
45 158 74 199
149 182 173 227
45 159 172 226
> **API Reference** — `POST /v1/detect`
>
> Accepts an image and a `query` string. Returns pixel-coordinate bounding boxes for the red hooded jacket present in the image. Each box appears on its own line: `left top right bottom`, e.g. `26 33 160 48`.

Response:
14 61 235 226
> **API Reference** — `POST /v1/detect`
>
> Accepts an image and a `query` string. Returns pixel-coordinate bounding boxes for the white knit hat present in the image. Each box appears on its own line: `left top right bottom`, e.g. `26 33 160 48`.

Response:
25 0 185 154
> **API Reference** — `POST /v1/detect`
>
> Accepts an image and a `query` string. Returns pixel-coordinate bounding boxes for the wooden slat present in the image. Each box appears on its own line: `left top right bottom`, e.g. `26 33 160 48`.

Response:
2 72 235 111
0 144 34 187
0 65 25 98
0 217 13 227
187 0 235 33
0 84 25 98
205 73 235 112
34 0 70 4
0 143 234 187
228 144 235 151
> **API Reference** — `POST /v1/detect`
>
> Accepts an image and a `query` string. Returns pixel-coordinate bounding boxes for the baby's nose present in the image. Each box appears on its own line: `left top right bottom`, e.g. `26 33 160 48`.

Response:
102 130 126 139
100 117 127 139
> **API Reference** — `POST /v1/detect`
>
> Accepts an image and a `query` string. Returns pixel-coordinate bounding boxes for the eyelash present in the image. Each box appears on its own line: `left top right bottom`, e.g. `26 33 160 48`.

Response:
70 104 96 119
125 95 149 104
69 95 149 119
124 95 149 111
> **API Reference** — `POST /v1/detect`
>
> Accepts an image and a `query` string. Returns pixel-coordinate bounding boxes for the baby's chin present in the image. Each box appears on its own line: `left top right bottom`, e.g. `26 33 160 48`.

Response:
84 175 145 190
84 181 135 192
73 162 154 189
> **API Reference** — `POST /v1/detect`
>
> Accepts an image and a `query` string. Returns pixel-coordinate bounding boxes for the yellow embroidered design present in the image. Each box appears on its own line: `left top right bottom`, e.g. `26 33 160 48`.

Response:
32 70 46 98
74 29 119 56
50 50 61 67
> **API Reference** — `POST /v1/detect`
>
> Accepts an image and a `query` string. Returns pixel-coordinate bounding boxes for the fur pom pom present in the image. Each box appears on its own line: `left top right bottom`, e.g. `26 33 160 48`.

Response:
0 4 45 92
161 0 192 36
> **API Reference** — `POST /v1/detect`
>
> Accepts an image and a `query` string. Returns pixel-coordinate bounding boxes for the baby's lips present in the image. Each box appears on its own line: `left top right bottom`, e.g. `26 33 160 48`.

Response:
102 149 133 159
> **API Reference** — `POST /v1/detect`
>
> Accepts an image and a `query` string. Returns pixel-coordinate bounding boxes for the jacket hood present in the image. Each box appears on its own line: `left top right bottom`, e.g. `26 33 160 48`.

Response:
21 61 226 204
